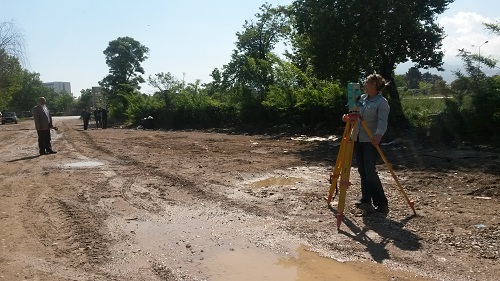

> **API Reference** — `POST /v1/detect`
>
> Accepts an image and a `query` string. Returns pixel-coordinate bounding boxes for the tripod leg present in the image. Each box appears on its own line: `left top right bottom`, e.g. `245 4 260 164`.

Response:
327 123 352 204
359 120 417 215
335 128 355 229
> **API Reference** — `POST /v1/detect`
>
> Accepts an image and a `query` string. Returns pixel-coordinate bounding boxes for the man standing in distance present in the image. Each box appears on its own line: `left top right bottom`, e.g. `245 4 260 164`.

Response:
101 107 108 129
81 108 91 130
33 97 57 155
93 108 101 129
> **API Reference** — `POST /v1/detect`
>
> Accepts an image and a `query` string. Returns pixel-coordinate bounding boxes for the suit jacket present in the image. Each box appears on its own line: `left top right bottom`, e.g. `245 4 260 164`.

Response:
33 104 53 130
81 110 91 121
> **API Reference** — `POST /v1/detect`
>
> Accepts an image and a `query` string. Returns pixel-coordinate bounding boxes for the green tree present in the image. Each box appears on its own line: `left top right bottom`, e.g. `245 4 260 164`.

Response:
421 72 443 83
444 19 500 138
405 67 422 89
289 0 454 126
148 72 183 110
204 68 226 102
8 70 53 112
1 21 26 110
484 20 500 36
147 72 184 127
393 74 406 89
53 91 75 114
0 50 23 110
221 4 291 102
99 36 149 116
76 88 93 110
451 48 498 134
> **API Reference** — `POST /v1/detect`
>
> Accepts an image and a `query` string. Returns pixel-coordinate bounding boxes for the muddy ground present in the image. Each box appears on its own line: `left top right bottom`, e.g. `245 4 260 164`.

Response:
0 117 498 281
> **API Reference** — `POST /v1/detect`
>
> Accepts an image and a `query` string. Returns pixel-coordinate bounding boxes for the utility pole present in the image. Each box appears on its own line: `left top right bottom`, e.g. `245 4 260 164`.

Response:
472 40 489 69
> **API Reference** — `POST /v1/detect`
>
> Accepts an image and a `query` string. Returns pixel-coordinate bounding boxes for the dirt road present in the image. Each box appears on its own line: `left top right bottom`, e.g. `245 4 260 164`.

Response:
1 117 498 280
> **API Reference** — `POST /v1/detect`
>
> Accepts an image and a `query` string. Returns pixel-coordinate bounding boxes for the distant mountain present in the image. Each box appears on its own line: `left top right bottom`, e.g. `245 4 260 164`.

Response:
395 61 500 84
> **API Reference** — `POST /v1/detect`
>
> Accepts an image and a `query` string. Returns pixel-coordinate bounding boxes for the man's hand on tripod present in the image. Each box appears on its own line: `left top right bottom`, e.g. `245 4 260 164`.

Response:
371 134 382 146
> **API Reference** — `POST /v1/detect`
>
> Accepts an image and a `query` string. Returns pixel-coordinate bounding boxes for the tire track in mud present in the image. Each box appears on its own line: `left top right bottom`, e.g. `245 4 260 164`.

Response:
51 199 111 267
0 127 38 161
55 121 293 280
118 176 172 213
59 122 188 215
13 121 116 278
55 120 367 280
54 123 223 280
62 126 185 213
62 122 275 219
24 191 112 276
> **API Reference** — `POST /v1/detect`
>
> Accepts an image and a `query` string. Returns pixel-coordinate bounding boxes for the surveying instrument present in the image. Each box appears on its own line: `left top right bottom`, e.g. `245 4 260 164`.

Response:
326 82 416 229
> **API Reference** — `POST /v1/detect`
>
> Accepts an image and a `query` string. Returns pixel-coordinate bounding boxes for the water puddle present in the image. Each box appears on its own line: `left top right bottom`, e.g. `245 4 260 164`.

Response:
203 247 296 280
250 176 304 188
122 218 384 280
64 161 104 168
204 245 432 281
115 207 431 281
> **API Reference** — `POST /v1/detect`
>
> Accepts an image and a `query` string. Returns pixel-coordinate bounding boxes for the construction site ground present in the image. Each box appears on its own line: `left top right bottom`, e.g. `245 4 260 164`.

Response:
0 116 498 281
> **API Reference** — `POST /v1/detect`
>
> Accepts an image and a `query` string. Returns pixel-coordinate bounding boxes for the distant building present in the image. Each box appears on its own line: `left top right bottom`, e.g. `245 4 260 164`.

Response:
43 82 72 94
91 86 102 108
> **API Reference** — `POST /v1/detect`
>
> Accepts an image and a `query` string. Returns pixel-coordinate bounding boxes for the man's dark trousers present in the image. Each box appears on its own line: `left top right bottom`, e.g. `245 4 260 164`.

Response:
37 129 52 154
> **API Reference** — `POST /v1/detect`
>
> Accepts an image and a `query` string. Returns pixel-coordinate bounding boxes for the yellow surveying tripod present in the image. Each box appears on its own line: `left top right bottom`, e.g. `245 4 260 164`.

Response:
326 110 416 230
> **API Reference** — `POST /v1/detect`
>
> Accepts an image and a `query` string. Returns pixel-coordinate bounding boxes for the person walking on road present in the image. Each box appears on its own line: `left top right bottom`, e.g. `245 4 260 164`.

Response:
101 108 108 129
81 108 91 130
93 108 101 129
33 96 57 155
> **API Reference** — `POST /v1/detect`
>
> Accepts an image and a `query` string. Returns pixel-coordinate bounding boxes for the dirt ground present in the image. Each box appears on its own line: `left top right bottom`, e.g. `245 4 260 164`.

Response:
0 117 498 281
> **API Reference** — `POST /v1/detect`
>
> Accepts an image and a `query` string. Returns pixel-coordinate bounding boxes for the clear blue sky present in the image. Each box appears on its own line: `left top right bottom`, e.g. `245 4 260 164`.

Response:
1 0 499 96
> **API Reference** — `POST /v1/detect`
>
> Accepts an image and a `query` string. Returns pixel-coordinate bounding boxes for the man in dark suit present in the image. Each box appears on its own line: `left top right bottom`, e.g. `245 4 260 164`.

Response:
81 108 91 130
101 108 108 129
93 108 101 129
33 97 57 155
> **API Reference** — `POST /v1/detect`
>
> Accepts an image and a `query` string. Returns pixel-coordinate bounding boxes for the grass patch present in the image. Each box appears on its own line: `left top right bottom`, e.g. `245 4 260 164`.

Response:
401 96 448 129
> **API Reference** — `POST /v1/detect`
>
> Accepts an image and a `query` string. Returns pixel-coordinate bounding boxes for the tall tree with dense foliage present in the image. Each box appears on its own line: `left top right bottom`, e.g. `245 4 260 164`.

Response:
0 50 23 110
76 88 93 110
289 0 454 125
7 70 56 112
148 72 183 110
220 4 291 102
405 67 422 89
99 37 149 117
0 21 26 110
52 91 75 114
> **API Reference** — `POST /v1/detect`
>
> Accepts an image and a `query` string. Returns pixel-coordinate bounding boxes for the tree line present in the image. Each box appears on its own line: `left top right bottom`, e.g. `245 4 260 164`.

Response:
0 23 76 115
2 1 499 143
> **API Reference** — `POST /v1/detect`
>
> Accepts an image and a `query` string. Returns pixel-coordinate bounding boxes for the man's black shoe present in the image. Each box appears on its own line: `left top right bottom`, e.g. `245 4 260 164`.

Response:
375 206 389 215
355 200 370 208
358 203 375 214
46 150 57 154
40 151 46 156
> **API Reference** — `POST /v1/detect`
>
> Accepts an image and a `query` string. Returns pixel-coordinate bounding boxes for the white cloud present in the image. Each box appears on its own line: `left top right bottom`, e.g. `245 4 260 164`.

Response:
439 12 498 61
397 12 500 81
440 12 490 35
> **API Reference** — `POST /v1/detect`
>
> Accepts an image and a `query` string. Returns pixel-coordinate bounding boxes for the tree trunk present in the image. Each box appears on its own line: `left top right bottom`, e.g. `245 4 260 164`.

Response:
380 66 409 132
